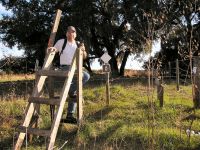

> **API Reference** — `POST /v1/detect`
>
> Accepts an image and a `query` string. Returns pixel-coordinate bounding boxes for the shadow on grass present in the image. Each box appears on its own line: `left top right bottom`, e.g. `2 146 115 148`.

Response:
96 122 122 142
135 101 149 109
78 124 147 150
0 137 14 149
182 114 200 121
55 124 78 148
86 106 114 122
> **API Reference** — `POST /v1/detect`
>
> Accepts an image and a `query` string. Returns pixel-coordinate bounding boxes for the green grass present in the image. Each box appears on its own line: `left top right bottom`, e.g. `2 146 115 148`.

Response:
1 82 200 149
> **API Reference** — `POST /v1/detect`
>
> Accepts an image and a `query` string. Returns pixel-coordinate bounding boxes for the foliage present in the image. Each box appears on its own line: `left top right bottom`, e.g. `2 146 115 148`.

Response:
0 0 175 75
143 0 200 73
0 56 35 73
0 0 199 75
0 0 57 67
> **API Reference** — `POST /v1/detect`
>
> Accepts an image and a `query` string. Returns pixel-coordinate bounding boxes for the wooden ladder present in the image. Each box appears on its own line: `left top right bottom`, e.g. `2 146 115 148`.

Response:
14 46 83 150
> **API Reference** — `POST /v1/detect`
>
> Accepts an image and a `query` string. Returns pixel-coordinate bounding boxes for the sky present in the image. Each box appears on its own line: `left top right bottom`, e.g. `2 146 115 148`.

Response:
0 3 161 70
0 4 25 59
91 40 161 70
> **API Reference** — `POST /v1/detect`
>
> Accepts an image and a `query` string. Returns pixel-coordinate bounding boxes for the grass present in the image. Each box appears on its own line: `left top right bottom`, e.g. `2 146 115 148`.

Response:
0 74 34 82
1 77 200 149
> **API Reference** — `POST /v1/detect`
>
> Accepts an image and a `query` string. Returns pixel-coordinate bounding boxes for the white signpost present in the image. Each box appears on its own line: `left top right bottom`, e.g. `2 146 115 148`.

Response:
101 52 111 64
100 52 111 105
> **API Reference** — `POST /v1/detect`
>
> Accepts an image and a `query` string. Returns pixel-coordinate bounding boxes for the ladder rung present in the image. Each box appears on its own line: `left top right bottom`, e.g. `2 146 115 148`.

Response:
17 126 50 137
36 70 69 77
29 97 60 105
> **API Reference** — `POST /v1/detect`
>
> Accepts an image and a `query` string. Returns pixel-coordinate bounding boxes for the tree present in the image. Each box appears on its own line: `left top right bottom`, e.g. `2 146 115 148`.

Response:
0 55 35 73
2 0 196 75
143 0 200 78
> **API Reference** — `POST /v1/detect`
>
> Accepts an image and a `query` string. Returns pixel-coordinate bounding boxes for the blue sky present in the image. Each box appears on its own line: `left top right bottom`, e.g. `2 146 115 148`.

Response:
0 4 25 59
0 3 161 70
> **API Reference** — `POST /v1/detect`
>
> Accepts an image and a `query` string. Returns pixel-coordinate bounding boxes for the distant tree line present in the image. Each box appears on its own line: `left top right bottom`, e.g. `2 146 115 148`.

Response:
0 56 35 74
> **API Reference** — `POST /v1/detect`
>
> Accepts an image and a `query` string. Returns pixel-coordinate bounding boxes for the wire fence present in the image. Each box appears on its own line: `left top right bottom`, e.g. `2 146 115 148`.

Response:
0 57 195 100
0 75 192 101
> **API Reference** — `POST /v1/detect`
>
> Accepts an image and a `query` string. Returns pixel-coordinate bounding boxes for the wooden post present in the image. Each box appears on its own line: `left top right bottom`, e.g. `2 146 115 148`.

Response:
156 78 164 107
15 51 57 150
168 62 171 79
29 59 40 143
47 51 77 150
102 63 111 105
77 47 83 124
49 77 55 122
193 57 200 108
106 72 110 105
47 9 62 122
176 59 180 91
47 9 62 52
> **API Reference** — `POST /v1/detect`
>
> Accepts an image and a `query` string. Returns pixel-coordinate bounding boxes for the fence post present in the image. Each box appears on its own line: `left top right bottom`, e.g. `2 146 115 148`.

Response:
176 59 180 91
193 57 200 108
1 91 3 100
156 77 164 107
106 72 110 105
77 47 83 124
168 62 171 80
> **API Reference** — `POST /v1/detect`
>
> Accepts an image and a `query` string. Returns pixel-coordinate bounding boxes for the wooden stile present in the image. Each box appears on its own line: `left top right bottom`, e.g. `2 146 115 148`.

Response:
14 47 83 150
14 7 84 150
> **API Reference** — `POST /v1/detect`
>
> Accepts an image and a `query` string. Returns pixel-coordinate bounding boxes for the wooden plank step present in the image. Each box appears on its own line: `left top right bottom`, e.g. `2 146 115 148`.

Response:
36 70 69 77
17 126 50 137
29 97 60 105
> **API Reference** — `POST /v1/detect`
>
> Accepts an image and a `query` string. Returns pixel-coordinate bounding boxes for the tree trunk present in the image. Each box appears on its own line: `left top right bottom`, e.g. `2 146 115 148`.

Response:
109 57 119 76
119 50 130 76
36 45 46 67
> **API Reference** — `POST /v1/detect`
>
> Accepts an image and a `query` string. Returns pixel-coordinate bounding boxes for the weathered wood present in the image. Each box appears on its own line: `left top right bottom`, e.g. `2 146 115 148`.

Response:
176 59 179 91
29 97 60 106
14 8 85 150
168 62 171 79
46 9 62 125
47 9 62 52
77 48 83 123
48 76 55 122
14 51 56 150
47 49 77 150
156 78 164 107
17 126 50 137
37 70 69 77
193 57 200 108
106 72 110 105
15 48 83 150
29 63 40 143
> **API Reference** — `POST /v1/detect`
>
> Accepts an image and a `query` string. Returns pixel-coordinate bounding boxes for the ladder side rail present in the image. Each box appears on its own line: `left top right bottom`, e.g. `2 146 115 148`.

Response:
47 9 62 123
47 9 62 51
47 49 78 150
15 8 62 150
14 51 56 150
